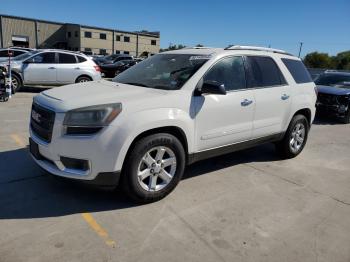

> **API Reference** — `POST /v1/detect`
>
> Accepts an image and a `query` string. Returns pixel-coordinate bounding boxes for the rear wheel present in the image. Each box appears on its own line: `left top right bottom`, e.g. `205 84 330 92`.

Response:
121 133 185 203
275 115 309 159
76 76 92 83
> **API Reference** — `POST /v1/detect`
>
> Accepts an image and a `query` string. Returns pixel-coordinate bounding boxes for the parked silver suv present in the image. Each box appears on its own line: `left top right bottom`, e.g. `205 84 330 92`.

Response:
0 49 101 92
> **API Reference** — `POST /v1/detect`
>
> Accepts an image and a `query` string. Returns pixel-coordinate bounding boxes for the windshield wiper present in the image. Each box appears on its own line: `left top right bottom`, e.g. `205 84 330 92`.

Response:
123 82 149 87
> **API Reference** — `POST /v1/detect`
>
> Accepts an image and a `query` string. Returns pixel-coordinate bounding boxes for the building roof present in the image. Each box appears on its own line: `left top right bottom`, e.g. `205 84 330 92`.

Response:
0 14 160 38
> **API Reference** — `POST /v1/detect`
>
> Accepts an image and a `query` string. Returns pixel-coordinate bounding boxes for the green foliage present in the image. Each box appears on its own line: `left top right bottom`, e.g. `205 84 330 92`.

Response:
304 52 334 68
160 44 186 52
304 50 350 70
159 44 204 52
334 51 350 70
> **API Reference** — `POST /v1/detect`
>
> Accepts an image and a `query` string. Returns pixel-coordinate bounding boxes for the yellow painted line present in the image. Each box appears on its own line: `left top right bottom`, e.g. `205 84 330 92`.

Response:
81 213 116 248
10 134 26 147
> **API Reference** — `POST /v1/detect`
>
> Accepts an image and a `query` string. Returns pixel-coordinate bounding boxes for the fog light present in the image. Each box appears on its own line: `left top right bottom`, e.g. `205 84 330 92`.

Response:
60 156 89 171
338 104 347 113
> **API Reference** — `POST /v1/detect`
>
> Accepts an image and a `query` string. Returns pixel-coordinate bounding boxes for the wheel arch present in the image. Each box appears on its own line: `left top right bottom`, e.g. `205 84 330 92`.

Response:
124 126 189 164
293 108 312 128
75 74 92 82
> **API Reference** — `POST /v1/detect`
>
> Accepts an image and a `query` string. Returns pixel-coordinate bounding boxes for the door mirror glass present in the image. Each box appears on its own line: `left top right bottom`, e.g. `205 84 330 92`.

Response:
200 80 227 95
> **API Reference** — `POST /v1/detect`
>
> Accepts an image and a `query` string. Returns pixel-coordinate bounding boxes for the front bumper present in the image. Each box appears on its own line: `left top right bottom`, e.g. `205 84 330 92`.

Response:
316 102 348 118
29 111 122 186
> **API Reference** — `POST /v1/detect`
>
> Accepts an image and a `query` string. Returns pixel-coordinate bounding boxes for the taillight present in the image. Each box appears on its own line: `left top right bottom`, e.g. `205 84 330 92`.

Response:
94 65 101 72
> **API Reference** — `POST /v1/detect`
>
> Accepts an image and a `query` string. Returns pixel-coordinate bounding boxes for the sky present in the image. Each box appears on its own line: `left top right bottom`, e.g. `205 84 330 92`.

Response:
1 0 349 57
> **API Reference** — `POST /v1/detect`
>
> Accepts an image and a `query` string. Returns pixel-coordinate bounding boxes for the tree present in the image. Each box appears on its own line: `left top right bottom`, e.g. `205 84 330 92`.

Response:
160 44 186 52
334 51 350 70
303 52 334 69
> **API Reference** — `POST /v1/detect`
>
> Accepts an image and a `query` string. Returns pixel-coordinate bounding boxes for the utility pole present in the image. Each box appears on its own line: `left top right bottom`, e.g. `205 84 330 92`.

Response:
298 42 303 58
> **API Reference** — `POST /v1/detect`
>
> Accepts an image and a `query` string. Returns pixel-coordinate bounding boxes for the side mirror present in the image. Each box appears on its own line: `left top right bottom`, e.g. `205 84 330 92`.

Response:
199 80 226 95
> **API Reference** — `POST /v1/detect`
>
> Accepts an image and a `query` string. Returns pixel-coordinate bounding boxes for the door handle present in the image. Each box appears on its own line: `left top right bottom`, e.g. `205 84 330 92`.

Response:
281 94 290 100
241 99 253 106
74 67 80 70
48 67 56 69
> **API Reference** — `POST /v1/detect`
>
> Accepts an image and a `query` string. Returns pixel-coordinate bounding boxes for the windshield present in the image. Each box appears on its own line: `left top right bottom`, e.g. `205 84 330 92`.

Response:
13 50 39 61
113 54 209 90
315 73 350 87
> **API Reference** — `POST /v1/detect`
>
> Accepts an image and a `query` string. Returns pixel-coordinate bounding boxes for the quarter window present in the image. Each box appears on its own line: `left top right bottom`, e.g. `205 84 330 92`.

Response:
246 56 286 88
59 53 77 64
32 52 56 63
77 56 87 63
204 56 246 91
282 58 312 84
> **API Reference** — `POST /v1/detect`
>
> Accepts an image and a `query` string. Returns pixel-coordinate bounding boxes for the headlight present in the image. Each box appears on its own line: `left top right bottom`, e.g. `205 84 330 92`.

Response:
63 103 122 135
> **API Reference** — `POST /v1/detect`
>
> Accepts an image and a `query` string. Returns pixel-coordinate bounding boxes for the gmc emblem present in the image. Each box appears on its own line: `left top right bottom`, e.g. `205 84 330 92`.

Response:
31 110 41 123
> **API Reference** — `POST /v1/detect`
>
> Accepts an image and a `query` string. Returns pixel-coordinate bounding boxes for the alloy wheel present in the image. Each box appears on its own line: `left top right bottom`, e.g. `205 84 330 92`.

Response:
137 146 177 192
289 123 305 153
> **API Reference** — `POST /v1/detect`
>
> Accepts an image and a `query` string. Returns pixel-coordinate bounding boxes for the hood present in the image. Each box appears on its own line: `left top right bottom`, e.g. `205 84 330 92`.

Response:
34 80 170 112
316 85 350 96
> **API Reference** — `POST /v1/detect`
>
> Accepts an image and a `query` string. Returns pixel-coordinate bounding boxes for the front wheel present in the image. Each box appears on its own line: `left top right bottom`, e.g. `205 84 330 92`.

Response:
341 107 350 124
11 74 22 93
121 133 186 203
275 115 309 159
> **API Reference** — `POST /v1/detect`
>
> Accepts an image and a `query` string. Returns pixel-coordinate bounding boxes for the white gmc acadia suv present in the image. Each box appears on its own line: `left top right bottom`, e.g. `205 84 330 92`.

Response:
29 46 317 203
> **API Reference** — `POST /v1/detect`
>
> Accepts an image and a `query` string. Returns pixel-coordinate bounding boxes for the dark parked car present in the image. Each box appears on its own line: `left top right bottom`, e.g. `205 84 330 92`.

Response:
93 54 133 65
315 71 350 123
100 60 138 78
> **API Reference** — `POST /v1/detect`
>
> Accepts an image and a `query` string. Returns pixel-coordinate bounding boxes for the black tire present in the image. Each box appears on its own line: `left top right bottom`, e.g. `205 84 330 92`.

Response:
275 115 309 159
341 107 350 124
76 76 92 83
11 73 22 93
121 133 186 203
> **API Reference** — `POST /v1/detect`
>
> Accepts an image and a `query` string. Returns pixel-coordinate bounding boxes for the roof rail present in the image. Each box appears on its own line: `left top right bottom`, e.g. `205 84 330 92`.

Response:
224 45 293 56
183 46 214 49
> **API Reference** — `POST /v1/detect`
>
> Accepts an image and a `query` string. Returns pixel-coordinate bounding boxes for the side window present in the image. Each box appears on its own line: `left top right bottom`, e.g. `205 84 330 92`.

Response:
59 53 77 64
246 56 286 88
77 56 87 63
32 52 56 63
281 58 312 84
13 50 25 56
0 50 9 57
204 56 246 91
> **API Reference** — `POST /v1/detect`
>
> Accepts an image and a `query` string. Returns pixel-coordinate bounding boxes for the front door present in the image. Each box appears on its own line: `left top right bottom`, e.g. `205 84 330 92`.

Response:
194 56 255 152
23 52 57 84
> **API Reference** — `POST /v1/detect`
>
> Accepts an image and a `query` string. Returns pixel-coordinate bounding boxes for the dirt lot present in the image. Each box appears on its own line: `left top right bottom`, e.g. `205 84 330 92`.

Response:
0 87 350 262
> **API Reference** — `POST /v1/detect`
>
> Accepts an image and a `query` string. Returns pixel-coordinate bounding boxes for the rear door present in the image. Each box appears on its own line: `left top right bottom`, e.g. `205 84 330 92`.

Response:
56 53 80 84
23 52 57 84
245 56 292 138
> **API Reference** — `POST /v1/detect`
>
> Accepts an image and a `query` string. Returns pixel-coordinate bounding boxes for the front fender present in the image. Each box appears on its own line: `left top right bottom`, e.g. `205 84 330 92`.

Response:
110 108 194 171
